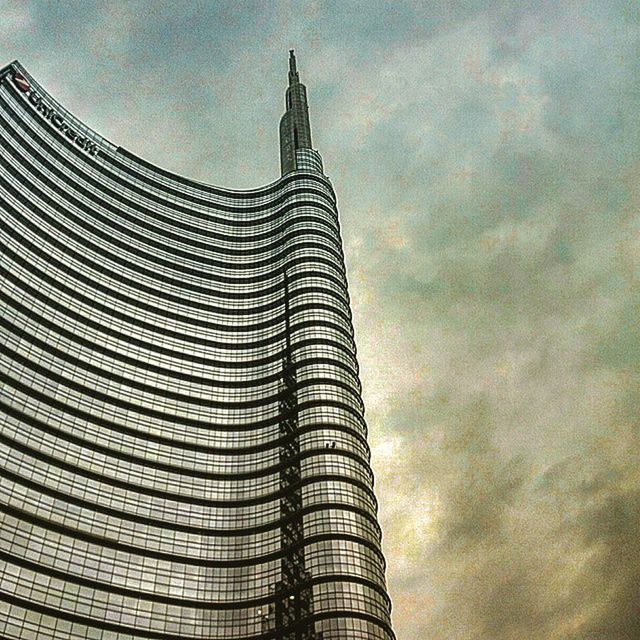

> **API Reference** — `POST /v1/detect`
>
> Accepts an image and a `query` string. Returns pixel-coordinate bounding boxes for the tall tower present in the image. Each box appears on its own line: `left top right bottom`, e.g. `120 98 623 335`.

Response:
0 54 395 640
279 50 323 176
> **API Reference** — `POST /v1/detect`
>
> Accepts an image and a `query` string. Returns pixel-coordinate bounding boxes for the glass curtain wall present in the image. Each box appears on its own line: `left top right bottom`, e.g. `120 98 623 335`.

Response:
0 61 394 640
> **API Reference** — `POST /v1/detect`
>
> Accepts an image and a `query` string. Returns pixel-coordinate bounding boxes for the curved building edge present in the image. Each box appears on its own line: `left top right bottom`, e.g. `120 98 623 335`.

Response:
0 59 334 198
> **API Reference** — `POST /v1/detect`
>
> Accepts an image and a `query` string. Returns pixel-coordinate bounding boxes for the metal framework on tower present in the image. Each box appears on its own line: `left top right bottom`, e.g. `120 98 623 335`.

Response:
261 274 320 639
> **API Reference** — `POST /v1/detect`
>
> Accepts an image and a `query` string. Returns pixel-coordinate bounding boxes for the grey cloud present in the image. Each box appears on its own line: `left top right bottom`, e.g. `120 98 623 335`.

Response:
378 383 640 639
357 4 640 638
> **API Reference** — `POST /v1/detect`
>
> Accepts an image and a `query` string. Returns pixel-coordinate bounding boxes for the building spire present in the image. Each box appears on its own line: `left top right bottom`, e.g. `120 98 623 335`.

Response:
288 49 298 81
279 50 323 176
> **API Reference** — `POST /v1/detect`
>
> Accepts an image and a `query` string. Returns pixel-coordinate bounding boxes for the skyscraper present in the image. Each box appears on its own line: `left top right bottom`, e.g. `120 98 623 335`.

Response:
0 52 394 640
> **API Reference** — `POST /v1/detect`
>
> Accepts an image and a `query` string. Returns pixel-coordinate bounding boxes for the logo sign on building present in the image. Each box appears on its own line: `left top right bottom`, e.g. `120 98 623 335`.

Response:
12 71 99 156
13 73 30 93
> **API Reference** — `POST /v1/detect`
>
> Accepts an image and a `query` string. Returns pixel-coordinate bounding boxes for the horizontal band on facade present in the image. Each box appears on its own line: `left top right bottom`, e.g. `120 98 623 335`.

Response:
0 333 361 411
0 319 357 382
0 344 366 431
0 199 345 303
0 185 344 288
0 150 342 274
0 591 394 640
2 286 358 383
1 374 369 456
1 278 360 389
0 485 380 552
1 400 370 483
0 420 373 494
2 85 338 217
0 248 356 345
0 210 353 325
0 136 344 262
0 180 349 301
0 159 340 279
0 548 388 610
113 144 336 204
0 431 375 510
0 112 341 248
0 313 362 410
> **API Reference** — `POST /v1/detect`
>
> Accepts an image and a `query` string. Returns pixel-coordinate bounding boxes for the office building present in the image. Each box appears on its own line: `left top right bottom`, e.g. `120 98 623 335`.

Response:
0 52 394 639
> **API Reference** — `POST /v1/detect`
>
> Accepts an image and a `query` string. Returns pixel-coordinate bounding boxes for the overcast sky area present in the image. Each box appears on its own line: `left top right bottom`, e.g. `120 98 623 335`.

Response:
2 1 640 638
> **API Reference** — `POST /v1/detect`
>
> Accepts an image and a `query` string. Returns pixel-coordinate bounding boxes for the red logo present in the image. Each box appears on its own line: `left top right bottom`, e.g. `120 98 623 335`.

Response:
13 72 30 92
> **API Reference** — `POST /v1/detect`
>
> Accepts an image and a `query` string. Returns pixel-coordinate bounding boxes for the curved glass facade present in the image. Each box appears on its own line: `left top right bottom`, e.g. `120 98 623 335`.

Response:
0 57 394 640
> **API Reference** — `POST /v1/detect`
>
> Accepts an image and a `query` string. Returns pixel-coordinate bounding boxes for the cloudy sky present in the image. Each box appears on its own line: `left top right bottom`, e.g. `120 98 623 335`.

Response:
3 1 639 638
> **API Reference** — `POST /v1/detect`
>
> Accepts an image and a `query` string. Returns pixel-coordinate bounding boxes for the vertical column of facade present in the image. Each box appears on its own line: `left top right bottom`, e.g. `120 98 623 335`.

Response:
277 54 394 639
273 274 318 640
287 200 393 639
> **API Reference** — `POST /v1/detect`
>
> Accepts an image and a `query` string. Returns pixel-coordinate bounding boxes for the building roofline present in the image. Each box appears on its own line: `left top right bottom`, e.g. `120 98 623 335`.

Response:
1 58 332 196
